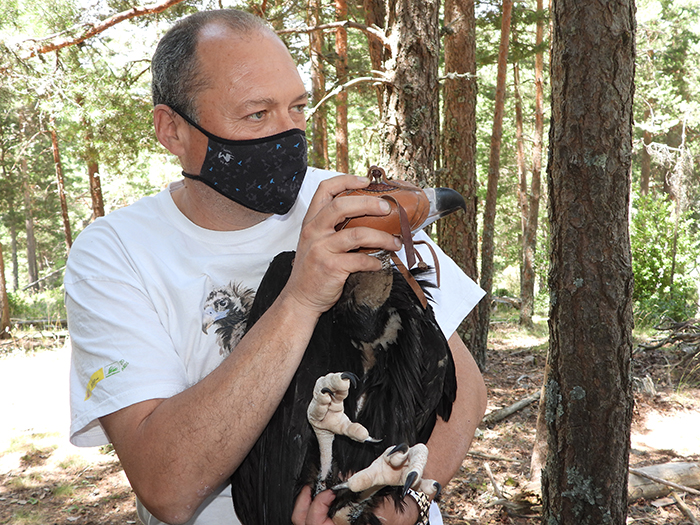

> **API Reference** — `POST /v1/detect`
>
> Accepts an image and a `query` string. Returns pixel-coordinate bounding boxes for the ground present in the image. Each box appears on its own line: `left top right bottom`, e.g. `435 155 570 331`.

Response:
0 323 698 525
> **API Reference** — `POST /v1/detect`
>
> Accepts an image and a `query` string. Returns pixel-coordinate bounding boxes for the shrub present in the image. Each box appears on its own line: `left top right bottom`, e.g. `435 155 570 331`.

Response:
631 194 699 325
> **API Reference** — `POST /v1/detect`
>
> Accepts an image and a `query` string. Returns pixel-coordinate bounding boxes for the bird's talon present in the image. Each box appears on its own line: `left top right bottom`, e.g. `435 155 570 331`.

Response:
389 443 409 456
340 371 359 387
402 470 418 497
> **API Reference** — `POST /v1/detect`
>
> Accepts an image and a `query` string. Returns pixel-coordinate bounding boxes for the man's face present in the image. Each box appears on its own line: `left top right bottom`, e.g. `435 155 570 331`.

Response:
185 24 309 169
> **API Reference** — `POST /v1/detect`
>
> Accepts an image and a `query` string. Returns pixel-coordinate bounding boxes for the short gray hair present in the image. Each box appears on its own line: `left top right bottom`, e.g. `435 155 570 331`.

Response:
151 9 274 122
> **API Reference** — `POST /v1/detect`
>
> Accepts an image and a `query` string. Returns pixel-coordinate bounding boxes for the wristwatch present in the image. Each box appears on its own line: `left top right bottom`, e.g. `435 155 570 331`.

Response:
406 489 431 525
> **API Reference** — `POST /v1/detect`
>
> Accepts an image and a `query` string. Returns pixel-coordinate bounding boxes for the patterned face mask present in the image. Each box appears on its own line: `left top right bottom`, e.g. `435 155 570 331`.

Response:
172 107 308 215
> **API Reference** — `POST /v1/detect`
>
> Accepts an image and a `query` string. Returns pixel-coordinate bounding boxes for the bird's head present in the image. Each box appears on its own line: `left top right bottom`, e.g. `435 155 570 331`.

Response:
334 165 466 247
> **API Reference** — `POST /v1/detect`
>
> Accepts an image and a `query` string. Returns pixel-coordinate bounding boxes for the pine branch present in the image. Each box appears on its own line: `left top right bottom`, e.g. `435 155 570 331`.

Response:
17 0 186 60
277 20 391 51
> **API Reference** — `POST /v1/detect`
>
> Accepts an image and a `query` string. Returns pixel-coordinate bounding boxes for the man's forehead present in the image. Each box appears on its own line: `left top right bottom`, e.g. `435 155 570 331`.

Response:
197 22 256 46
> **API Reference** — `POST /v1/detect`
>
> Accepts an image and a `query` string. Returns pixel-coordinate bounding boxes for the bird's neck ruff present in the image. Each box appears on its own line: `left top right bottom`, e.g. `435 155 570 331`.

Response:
335 167 446 308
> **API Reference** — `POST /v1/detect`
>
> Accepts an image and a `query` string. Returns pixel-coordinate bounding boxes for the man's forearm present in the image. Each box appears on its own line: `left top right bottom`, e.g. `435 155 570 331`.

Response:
101 292 320 524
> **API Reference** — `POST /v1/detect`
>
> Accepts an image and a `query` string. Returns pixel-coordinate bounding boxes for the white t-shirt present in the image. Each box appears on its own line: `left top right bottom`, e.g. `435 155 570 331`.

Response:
65 167 485 525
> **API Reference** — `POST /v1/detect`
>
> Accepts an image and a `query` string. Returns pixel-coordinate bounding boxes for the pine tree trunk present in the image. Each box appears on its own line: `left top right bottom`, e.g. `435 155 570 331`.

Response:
0 242 10 338
475 0 513 366
514 61 531 327
640 104 652 196
520 0 545 329
439 0 481 366
88 159 104 219
363 0 387 113
378 0 440 184
21 167 39 290
543 0 636 523
10 223 18 292
49 122 73 251
335 0 349 174
77 97 105 219
308 0 329 169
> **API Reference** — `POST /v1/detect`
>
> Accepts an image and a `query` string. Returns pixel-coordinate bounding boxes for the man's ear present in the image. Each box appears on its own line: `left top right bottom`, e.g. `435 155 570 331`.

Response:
153 104 187 156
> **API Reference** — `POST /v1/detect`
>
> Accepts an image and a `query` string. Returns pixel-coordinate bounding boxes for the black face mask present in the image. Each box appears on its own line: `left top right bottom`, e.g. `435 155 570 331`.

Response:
172 107 308 215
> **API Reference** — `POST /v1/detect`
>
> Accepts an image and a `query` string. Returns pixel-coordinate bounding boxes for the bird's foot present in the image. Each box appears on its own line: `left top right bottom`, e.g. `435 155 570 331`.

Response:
333 443 441 499
308 372 380 482
307 372 379 443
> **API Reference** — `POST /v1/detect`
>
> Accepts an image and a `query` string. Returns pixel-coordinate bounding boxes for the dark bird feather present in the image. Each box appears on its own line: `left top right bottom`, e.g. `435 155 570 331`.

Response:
230 250 457 524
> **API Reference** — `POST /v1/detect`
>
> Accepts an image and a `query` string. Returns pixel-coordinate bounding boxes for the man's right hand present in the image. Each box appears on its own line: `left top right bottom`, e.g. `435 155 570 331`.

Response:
292 487 337 525
281 174 403 315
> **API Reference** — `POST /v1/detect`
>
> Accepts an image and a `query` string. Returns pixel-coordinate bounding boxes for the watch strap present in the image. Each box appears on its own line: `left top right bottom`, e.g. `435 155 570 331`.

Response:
406 489 431 525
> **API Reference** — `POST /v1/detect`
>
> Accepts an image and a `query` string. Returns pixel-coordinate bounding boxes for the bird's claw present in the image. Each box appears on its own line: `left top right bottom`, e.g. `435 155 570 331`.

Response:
307 372 377 443
333 443 440 498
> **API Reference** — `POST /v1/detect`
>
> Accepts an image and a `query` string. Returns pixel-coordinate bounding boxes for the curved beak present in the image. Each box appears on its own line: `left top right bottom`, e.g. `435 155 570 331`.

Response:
414 187 467 233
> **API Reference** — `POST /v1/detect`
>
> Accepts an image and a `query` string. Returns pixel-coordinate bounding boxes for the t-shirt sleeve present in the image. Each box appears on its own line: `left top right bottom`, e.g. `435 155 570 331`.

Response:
65 224 190 447
398 231 485 338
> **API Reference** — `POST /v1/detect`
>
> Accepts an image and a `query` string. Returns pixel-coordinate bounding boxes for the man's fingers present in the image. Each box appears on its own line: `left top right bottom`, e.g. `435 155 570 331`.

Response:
305 174 370 222
291 485 313 525
328 227 403 257
306 490 336 524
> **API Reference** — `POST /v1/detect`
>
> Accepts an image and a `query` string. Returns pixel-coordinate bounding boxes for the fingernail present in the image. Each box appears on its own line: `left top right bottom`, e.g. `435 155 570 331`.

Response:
394 236 402 249
380 200 391 213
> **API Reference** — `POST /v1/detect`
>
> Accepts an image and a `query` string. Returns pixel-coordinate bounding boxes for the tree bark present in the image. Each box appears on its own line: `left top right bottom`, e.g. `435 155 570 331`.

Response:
514 60 530 327
542 0 636 523
77 96 105 219
308 0 329 169
363 0 387 113
0 242 10 338
520 0 545 329
439 0 481 366
10 223 19 292
22 176 38 290
49 121 73 252
640 104 652 196
334 0 349 174
475 0 513 365
377 0 440 184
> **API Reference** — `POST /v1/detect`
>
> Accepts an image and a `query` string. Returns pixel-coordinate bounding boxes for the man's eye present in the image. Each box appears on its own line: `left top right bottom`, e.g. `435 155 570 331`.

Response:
249 111 266 120
293 104 307 113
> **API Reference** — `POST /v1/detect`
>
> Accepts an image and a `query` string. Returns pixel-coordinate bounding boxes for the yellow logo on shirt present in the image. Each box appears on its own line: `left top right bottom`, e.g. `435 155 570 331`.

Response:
85 360 129 400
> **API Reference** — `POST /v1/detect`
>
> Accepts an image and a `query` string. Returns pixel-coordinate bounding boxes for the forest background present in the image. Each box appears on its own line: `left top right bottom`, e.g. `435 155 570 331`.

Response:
0 0 699 345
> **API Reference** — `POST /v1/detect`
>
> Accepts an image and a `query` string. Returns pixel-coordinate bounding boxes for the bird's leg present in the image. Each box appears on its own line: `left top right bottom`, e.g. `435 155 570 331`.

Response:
307 372 378 484
333 443 441 501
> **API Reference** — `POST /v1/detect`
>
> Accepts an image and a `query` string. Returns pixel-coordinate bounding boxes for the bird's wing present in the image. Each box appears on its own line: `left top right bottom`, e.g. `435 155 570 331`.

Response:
230 251 312 525
231 252 362 524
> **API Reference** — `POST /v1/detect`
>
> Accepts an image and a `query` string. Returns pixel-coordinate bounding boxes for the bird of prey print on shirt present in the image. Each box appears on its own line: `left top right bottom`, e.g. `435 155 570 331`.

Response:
201 282 255 357
230 168 467 524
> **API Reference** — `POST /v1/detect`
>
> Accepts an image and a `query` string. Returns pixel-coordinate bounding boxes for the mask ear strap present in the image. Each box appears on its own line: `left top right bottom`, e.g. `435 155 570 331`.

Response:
169 106 217 141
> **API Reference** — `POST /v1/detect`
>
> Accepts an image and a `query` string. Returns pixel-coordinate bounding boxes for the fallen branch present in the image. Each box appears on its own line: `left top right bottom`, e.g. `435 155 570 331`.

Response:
671 491 700 525
482 389 541 426
629 465 700 497
636 318 700 352
484 462 504 499
467 451 521 463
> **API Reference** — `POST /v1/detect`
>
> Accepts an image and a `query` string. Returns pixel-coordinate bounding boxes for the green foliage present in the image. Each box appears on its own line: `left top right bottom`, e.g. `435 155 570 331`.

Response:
8 287 66 322
631 194 700 325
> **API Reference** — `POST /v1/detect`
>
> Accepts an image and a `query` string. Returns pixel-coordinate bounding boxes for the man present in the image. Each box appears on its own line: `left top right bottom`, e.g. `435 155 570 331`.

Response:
65 9 487 525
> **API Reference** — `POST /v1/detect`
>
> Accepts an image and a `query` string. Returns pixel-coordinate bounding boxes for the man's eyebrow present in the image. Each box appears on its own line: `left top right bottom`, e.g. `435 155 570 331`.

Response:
242 92 310 109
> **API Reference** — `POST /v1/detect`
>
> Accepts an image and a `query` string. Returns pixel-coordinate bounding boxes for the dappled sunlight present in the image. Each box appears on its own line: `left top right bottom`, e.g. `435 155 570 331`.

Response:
631 390 700 457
